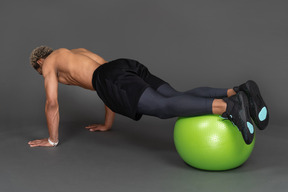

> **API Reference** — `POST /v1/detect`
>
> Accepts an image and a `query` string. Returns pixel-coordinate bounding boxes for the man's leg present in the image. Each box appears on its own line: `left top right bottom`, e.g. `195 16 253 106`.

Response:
137 86 254 144
140 65 253 144
156 83 236 98
137 87 226 119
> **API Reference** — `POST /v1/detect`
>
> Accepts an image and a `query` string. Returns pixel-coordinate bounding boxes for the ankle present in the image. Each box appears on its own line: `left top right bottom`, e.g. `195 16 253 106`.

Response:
212 99 227 115
227 89 236 97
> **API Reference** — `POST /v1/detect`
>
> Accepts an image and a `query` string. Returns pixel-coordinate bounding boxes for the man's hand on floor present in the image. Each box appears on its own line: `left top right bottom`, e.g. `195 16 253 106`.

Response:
85 124 111 132
28 138 53 147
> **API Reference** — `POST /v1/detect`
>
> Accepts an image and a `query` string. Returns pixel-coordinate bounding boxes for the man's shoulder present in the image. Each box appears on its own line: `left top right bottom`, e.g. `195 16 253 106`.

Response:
42 50 63 73
53 48 71 54
45 48 72 62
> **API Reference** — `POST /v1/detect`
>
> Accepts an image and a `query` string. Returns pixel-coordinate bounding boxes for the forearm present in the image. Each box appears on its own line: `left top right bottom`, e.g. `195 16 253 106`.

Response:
45 102 59 142
104 105 115 128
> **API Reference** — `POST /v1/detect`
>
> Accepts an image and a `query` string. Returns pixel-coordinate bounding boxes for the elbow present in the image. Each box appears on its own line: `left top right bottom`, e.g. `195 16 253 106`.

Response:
46 100 58 109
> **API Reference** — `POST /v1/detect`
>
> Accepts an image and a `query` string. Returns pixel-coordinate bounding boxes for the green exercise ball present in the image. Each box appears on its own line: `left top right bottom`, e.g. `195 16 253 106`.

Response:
174 114 255 171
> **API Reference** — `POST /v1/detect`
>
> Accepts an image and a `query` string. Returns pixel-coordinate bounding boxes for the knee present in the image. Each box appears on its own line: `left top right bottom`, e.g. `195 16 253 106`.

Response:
157 83 183 97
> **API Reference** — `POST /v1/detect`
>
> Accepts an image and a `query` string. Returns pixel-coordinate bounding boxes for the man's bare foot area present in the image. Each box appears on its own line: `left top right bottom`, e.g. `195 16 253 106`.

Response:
227 88 237 97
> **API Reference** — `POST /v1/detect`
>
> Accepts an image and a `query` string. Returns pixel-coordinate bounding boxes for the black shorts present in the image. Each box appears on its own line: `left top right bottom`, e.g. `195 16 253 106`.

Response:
92 58 167 121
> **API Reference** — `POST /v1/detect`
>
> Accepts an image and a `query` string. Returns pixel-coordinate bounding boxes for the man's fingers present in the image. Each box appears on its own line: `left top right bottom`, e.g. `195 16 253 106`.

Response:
28 139 51 147
85 124 109 132
89 127 103 132
89 127 109 132
29 143 51 147
85 124 100 129
29 142 41 147
28 140 40 145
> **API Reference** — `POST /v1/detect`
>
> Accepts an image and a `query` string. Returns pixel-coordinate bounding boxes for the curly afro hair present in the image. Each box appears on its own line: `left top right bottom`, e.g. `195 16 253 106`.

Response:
30 46 53 74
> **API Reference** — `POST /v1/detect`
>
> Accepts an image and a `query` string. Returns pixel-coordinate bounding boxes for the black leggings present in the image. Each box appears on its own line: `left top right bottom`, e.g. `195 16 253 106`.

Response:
136 83 228 119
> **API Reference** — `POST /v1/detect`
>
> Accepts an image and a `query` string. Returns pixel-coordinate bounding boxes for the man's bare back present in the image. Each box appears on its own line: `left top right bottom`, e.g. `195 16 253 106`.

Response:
28 47 114 147
44 48 107 90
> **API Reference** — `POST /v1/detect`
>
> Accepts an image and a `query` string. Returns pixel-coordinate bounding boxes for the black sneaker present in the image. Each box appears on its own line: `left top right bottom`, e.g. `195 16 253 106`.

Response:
233 80 269 130
221 91 255 145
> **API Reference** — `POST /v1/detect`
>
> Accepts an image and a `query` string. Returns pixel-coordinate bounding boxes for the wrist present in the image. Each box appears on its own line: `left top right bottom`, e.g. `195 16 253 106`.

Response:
104 124 112 129
48 137 59 147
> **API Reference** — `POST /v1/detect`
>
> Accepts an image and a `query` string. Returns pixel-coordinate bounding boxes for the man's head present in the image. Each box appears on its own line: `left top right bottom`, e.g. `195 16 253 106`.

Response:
30 46 54 75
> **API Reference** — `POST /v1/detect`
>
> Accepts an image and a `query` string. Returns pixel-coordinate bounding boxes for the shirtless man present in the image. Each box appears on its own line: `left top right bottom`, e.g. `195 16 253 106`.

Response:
28 47 114 147
28 46 269 147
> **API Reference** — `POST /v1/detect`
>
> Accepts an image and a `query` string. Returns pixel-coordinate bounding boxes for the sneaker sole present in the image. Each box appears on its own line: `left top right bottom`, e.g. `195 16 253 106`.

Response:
238 91 255 144
245 80 269 130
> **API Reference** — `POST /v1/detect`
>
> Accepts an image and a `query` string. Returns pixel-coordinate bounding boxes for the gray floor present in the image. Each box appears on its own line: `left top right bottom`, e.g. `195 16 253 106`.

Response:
0 0 287 191
0 115 287 192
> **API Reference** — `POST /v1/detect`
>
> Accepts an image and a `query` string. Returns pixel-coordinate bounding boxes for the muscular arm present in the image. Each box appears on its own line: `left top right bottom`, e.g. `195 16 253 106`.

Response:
44 70 59 142
85 104 115 131
28 60 59 147
104 105 115 129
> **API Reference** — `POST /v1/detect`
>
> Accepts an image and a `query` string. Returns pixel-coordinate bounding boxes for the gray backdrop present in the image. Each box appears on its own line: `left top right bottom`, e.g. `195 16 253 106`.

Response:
0 0 287 126
0 1 287 192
